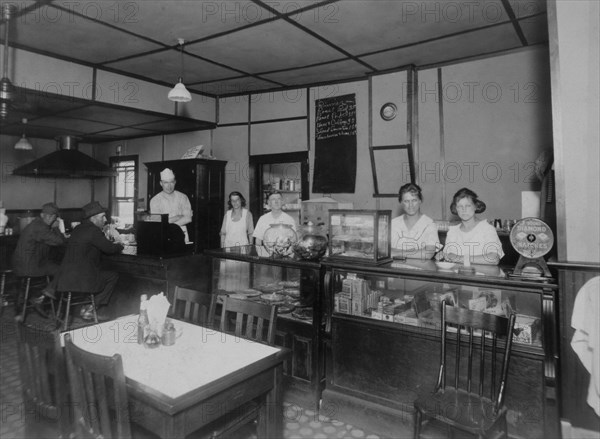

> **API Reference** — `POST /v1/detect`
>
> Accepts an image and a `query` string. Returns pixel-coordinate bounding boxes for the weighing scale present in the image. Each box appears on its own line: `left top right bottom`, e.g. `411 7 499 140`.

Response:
509 217 554 278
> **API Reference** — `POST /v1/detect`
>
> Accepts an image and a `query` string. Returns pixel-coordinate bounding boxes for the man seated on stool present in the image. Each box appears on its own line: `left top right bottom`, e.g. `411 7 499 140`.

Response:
54 202 123 321
12 202 66 317
150 168 193 244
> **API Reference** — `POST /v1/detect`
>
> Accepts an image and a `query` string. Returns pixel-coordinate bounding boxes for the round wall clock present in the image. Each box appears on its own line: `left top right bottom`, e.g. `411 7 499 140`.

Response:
380 102 397 121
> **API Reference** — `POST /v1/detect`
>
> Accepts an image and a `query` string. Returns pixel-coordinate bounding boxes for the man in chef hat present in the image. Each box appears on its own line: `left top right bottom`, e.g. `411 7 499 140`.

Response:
149 168 193 243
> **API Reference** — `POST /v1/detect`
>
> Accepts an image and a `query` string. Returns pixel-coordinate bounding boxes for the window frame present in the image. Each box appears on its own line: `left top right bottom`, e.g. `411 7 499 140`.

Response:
109 155 139 230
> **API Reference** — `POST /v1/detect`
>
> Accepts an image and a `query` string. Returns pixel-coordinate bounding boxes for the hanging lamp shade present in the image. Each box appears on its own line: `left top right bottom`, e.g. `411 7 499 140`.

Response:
168 78 192 102
168 38 192 103
14 134 33 151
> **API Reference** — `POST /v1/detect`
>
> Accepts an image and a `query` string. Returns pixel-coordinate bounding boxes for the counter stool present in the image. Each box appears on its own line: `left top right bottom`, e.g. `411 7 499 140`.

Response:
0 269 14 315
55 291 98 331
18 275 53 320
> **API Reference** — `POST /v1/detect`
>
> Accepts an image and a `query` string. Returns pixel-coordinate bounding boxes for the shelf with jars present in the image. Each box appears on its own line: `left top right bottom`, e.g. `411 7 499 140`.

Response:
249 152 309 226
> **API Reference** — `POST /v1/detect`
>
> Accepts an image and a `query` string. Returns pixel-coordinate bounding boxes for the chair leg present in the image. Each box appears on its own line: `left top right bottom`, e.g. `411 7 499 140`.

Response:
413 408 422 439
63 292 72 331
21 278 31 320
89 294 98 324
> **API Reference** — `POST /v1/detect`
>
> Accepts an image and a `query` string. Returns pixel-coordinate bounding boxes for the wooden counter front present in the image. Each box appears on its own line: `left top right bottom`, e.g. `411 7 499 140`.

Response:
102 252 210 317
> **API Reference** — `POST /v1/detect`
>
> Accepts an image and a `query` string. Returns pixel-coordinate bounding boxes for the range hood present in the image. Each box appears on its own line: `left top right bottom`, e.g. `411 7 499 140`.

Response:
12 135 115 179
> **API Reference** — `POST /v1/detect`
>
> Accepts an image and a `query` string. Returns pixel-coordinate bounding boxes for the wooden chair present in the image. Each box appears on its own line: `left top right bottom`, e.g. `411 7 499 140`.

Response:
172 285 216 327
15 315 69 438
219 296 277 345
209 296 278 438
64 333 132 439
413 301 516 439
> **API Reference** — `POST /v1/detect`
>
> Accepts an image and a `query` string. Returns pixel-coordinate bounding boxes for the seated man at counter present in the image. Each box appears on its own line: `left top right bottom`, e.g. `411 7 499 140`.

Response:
150 168 193 244
54 202 124 321
253 191 296 245
12 202 66 315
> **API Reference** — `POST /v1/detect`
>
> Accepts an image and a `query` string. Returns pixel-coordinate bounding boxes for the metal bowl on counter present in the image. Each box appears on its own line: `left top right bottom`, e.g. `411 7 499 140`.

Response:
291 223 328 260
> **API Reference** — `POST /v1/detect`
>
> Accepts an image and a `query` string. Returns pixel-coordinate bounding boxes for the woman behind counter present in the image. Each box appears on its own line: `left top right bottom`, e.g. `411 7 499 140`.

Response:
391 183 440 260
220 191 254 247
442 188 504 265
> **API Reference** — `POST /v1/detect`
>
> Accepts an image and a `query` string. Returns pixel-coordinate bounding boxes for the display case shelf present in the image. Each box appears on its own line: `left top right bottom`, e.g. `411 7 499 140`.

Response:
205 245 325 410
322 259 558 439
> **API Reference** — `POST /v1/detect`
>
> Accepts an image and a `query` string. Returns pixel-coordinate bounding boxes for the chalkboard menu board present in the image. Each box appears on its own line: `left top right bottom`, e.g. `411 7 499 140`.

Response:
312 94 357 193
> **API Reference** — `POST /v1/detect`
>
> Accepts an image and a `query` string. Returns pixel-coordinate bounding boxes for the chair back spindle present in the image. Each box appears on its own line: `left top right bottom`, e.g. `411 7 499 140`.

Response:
220 296 277 345
173 286 216 327
416 300 516 439
64 333 132 439
15 316 69 438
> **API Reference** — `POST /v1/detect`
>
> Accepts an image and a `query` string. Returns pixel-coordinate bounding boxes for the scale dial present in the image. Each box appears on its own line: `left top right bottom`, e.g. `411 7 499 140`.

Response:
509 217 554 259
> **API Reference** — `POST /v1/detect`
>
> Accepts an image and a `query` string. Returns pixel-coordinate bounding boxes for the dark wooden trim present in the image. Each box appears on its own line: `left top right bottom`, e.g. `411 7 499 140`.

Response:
548 260 600 271
500 0 529 46
248 116 308 125
438 67 447 220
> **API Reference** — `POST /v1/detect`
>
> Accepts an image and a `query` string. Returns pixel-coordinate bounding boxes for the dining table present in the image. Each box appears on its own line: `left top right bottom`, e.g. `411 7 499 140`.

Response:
65 314 289 438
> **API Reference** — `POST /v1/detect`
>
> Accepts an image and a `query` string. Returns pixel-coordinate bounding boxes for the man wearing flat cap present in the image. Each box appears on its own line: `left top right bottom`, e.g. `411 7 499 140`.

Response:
12 202 66 315
54 201 123 320
150 168 193 243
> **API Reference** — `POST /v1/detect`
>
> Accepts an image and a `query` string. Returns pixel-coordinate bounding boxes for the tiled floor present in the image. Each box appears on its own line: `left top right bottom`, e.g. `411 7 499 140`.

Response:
0 303 391 439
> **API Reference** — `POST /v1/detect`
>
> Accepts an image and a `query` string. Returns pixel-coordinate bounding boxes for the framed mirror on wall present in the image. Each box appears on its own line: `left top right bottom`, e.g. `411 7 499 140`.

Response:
369 144 415 197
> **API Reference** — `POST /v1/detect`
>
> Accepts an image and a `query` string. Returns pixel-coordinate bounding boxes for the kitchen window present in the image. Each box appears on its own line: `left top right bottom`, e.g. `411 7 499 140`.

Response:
109 155 138 230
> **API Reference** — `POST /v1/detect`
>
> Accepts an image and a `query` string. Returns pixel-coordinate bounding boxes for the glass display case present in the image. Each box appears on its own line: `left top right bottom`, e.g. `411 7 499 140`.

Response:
321 258 558 439
328 209 392 265
205 245 325 410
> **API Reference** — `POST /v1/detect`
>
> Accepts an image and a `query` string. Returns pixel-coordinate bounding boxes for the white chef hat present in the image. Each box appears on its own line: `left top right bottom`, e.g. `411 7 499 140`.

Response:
160 168 175 181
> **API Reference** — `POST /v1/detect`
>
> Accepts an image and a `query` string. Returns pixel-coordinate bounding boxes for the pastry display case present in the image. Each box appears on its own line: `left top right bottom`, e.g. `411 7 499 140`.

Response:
322 259 558 439
205 245 325 410
328 209 392 265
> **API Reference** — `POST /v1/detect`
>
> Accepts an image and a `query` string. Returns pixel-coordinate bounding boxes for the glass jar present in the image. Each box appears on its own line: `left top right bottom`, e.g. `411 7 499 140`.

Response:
292 223 328 260
263 224 297 257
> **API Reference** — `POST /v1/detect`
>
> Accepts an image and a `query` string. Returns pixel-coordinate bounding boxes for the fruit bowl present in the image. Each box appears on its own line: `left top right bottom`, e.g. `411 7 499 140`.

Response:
263 224 297 257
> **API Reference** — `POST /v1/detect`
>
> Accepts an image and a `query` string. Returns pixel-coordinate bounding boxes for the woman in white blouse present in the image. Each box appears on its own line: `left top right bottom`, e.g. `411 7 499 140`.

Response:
391 183 440 259
442 188 504 265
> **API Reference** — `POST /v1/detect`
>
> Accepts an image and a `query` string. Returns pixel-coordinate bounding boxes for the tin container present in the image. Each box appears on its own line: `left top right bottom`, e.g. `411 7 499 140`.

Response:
162 322 176 346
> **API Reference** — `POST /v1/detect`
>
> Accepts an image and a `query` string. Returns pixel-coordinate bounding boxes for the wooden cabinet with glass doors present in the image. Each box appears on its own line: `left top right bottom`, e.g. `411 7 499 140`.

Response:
322 259 558 439
205 245 325 410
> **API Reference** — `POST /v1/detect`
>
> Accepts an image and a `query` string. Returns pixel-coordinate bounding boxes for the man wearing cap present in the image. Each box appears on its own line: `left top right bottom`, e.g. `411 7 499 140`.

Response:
150 168 193 243
12 202 66 316
54 201 124 321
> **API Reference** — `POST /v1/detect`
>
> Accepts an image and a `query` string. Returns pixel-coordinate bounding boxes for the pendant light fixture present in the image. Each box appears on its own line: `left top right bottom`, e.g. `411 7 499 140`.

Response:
0 4 16 119
14 118 33 151
167 38 192 103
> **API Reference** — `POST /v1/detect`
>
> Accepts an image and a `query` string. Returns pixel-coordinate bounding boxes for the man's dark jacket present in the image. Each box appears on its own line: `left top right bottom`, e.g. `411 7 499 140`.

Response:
55 220 122 293
12 217 65 277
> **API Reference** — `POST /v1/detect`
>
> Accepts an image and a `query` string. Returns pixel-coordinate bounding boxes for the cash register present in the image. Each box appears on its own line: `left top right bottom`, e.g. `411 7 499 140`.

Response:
136 213 188 256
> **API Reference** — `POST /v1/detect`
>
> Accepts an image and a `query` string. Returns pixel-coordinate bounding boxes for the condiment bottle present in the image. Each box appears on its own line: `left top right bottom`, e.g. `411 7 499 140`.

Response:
137 294 148 344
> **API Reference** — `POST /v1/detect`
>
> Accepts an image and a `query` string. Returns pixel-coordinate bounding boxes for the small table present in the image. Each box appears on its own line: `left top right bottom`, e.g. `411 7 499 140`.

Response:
66 315 288 438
